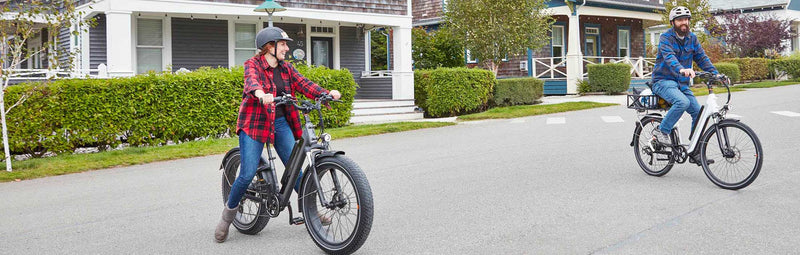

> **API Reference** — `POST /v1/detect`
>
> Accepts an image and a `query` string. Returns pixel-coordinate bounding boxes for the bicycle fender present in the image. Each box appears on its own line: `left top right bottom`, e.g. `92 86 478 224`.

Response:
220 147 240 170
314 150 345 160
630 115 664 147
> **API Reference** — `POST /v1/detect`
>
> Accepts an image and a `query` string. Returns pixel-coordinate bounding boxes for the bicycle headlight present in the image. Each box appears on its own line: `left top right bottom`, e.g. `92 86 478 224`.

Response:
321 133 332 142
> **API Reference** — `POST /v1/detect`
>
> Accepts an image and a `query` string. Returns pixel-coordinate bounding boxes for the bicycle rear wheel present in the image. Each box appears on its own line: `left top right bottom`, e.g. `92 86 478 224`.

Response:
301 155 373 254
700 120 763 190
221 149 270 235
633 117 675 176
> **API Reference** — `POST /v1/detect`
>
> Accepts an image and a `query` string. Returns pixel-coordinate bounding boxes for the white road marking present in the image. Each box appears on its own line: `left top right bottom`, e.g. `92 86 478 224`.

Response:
601 116 625 123
771 111 800 117
546 117 566 124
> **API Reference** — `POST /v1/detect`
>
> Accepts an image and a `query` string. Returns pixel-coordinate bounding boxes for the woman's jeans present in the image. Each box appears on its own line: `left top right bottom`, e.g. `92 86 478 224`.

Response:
652 79 701 135
226 117 302 209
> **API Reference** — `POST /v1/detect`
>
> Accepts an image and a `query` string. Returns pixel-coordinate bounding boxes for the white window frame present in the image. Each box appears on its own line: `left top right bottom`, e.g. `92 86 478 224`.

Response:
618 28 631 58
229 21 262 67
465 49 477 64
133 16 171 73
552 25 565 64
306 23 340 69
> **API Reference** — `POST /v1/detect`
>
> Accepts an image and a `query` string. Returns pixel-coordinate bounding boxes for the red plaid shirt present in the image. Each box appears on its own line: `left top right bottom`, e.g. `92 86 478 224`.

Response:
237 56 328 144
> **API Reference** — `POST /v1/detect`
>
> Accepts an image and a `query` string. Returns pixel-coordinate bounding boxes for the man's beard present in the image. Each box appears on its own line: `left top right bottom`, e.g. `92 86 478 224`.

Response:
674 24 689 37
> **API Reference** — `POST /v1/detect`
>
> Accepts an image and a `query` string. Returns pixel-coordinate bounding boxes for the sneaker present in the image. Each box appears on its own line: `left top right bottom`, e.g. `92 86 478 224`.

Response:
689 154 716 166
651 129 671 145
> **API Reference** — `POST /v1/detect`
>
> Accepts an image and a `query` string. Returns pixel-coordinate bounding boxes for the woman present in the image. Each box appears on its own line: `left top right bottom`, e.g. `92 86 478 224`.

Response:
215 26 341 243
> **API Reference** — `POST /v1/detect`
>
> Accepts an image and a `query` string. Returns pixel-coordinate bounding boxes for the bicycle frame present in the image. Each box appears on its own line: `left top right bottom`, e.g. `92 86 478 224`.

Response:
244 96 344 221
636 74 732 158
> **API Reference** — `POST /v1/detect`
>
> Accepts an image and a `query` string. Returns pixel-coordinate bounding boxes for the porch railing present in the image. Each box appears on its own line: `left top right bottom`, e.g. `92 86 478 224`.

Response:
2 63 110 82
530 57 656 79
361 70 392 78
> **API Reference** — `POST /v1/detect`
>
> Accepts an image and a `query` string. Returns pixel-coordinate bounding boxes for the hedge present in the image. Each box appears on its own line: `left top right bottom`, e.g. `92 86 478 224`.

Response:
2 65 357 157
715 62 741 83
770 57 800 80
492 77 543 106
586 63 632 94
414 67 495 118
723 58 770 81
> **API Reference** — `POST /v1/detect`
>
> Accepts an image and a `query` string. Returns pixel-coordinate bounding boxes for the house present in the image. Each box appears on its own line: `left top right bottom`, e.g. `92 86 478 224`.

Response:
413 0 664 95
708 0 800 56
2 0 422 123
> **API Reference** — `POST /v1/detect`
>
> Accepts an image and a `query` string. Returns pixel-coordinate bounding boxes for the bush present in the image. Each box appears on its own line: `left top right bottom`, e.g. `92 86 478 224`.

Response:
586 63 631 94
715 62 741 83
492 78 543 106
414 67 495 117
577 79 591 95
769 57 800 80
723 58 771 81
2 65 357 157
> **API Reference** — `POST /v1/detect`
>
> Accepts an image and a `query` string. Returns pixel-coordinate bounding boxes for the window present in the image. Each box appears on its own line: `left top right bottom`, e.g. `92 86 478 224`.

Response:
618 28 630 57
585 27 599 34
465 49 476 63
552 25 565 62
234 23 257 66
311 26 334 33
137 19 163 74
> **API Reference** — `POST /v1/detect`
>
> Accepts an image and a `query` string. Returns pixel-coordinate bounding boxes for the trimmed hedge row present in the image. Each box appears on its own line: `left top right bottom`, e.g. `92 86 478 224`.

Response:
492 77 543 106
723 58 770 81
715 62 741 83
3 65 357 157
586 63 632 94
414 67 495 118
770 58 800 80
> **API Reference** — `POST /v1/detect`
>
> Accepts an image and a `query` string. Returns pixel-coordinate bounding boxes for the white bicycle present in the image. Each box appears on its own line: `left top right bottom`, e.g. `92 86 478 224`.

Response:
628 72 763 190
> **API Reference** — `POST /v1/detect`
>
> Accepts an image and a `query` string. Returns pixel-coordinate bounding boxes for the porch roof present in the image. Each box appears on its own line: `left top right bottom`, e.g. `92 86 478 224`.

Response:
709 0 789 11
548 5 662 21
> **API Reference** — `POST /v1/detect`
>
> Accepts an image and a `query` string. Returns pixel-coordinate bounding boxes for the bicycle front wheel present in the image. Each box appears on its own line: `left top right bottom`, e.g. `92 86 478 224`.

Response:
633 117 675 176
700 120 763 190
301 155 373 254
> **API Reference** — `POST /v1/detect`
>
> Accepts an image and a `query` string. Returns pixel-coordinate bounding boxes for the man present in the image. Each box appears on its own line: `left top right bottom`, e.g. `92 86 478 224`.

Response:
651 6 718 145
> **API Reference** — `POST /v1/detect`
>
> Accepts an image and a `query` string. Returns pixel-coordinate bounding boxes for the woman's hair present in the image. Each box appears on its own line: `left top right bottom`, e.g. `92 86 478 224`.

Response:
254 42 274 57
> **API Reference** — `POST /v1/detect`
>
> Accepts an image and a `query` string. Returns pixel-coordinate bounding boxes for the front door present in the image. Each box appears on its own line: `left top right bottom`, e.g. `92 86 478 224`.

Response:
585 35 600 63
311 37 333 68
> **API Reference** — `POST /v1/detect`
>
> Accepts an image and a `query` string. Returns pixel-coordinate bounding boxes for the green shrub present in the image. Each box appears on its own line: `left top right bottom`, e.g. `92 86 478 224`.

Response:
723 58 770 81
2 65 357 157
414 67 495 117
586 63 631 94
769 57 800 80
577 79 591 95
493 77 543 106
414 69 433 111
715 62 741 83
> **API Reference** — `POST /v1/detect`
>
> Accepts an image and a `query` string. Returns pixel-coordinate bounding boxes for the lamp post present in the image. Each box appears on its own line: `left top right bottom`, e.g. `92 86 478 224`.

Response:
253 0 286 27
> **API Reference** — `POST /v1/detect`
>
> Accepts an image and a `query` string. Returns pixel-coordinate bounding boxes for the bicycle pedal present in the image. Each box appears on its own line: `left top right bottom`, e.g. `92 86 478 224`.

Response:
291 217 305 225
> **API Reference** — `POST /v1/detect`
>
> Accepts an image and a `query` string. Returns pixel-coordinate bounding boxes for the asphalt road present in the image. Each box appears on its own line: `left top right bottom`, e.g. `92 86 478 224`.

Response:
1 85 798 254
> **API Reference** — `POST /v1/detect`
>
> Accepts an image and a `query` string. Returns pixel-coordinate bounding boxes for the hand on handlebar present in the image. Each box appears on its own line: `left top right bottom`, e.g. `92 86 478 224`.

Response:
330 90 341 100
254 90 274 105
680 68 696 78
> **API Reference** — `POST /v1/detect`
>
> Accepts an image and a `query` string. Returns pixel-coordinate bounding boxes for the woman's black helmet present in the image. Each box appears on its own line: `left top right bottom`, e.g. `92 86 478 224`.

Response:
256 27 293 50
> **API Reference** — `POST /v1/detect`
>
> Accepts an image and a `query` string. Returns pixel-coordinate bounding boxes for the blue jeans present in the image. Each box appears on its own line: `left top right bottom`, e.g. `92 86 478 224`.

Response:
652 79 701 135
226 117 303 209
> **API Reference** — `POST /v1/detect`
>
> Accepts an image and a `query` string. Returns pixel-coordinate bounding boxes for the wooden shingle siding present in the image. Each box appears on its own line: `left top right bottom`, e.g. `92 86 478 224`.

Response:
90 14 107 70
412 0 443 26
171 18 229 70
339 26 365 86
189 0 408 15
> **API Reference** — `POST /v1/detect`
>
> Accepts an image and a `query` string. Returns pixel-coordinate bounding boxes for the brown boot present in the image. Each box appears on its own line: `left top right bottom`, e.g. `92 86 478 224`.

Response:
214 205 238 243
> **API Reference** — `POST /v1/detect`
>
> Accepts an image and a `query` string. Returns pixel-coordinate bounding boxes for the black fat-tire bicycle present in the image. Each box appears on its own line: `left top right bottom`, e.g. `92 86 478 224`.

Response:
220 94 373 254
628 72 763 190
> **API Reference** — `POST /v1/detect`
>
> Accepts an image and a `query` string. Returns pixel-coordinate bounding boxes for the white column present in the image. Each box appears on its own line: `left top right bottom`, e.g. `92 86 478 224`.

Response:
105 11 135 77
565 11 583 94
391 26 414 100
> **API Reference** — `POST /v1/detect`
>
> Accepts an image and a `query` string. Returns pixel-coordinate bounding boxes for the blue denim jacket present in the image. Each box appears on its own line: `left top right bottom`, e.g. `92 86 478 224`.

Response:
652 28 718 87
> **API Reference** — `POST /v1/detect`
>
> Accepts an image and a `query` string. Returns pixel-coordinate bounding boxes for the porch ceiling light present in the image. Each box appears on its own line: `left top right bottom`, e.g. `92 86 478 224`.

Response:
254 0 286 27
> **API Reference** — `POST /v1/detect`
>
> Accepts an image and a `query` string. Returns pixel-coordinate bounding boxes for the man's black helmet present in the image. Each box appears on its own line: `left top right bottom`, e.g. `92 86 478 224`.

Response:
255 27 293 50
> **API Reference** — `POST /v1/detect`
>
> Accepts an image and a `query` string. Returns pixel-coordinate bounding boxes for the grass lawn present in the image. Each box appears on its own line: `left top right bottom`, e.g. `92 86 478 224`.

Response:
0 121 454 182
457 102 617 121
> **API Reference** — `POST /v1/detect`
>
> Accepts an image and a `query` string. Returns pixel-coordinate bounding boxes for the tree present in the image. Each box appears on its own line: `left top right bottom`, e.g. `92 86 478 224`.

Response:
370 28 388 70
0 0 94 171
718 13 793 58
411 26 465 69
444 0 553 76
